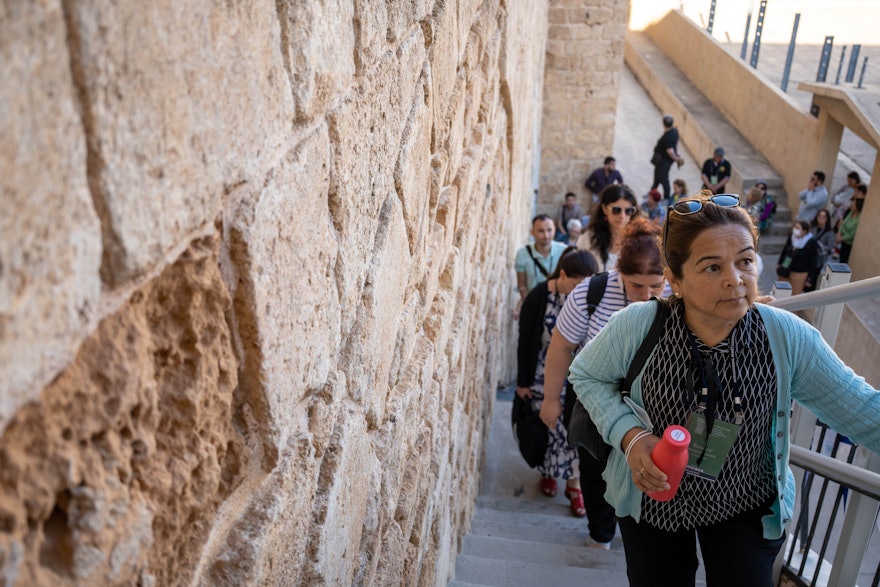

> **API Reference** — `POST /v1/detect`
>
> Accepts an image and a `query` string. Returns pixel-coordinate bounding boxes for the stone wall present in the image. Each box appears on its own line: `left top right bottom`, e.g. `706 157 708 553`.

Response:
538 0 630 217
0 1 550 585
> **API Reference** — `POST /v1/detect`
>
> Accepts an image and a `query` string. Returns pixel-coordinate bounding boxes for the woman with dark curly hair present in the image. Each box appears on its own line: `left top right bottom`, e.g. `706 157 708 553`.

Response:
576 184 639 271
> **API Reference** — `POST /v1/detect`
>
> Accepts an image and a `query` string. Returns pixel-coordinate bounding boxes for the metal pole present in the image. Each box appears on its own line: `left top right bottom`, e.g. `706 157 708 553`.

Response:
846 44 861 83
741 10 752 60
858 57 869 88
817 36 834 83
750 0 768 68
835 45 847 85
707 0 716 34
781 13 801 92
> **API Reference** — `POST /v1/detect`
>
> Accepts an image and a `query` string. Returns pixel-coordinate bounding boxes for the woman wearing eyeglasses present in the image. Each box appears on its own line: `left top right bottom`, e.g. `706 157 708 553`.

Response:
568 192 880 586
576 184 639 271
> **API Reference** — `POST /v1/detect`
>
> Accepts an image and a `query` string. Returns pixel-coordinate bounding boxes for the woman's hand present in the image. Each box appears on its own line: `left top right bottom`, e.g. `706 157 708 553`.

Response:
625 432 670 495
516 386 533 399
539 398 562 428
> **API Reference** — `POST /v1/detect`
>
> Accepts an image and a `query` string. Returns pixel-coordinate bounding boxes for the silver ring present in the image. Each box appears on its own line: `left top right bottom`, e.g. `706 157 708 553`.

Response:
637 467 645 478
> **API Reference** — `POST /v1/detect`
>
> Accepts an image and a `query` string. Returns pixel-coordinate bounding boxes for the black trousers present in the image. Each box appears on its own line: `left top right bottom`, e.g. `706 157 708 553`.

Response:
651 161 673 200
617 497 784 587
563 384 618 543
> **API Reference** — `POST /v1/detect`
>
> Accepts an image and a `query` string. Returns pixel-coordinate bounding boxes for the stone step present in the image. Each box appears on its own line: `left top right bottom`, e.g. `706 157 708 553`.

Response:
452 553 629 587
462 533 626 569
625 31 786 201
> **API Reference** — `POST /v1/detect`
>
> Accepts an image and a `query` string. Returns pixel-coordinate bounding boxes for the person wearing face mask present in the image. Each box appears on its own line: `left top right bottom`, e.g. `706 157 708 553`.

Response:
541 217 670 550
776 220 818 296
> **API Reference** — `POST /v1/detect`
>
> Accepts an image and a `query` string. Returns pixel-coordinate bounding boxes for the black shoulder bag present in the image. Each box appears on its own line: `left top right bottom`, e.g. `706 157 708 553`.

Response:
525 245 550 278
567 298 670 461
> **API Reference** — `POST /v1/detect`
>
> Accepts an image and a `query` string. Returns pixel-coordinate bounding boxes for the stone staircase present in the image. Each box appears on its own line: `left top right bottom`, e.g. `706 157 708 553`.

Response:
624 30 793 262
448 390 629 586
449 493 628 586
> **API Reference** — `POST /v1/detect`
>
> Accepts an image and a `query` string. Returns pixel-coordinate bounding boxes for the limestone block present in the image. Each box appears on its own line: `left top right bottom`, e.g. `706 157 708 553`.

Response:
195 435 319 587
229 124 340 456
0 237 241 586
427 3 459 151
0 0 102 434
341 194 410 426
394 64 432 258
66 0 294 283
327 46 415 337
302 408 376 586
277 0 355 121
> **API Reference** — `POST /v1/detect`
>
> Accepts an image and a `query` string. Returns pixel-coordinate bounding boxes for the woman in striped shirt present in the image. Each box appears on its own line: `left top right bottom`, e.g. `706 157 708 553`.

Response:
540 217 668 549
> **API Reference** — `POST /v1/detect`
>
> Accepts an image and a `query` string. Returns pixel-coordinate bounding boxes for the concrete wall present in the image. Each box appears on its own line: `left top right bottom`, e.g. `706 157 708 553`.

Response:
0 1 549 585
537 0 630 217
642 10 824 210
636 9 880 392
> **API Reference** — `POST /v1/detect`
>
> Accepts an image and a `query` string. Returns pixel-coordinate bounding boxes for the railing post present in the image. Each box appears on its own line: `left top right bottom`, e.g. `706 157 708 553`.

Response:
781 14 801 93
812 263 852 347
741 9 752 60
771 280 792 300
827 449 880 587
817 36 834 82
749 0 767 68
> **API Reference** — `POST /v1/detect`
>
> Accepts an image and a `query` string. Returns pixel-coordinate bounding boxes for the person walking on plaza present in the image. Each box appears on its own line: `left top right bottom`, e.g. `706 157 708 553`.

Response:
568 192 880 586
650 115 685 200
516 247 598 517
586 156 624 201
540 218 669 550
796 170 828 223
700 146 731 195
555 192 584 242
514 214 568 318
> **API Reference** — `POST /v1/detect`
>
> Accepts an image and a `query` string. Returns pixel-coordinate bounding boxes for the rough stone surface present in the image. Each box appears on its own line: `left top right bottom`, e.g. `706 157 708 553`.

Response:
0 0 103 433
0 1 602 585
539 0 629 215
0 238 241 586
64 0 294 284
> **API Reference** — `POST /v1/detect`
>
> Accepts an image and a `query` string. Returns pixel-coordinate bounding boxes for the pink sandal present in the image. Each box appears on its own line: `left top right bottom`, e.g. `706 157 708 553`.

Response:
565 486 587 517
539 477 557 497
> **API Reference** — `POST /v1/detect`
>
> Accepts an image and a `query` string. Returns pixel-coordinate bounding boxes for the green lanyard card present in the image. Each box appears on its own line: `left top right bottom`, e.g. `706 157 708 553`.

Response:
684 412 740 481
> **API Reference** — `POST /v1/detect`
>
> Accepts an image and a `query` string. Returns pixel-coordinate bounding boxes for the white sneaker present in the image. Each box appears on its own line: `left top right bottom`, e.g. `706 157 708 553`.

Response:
585 536 611 551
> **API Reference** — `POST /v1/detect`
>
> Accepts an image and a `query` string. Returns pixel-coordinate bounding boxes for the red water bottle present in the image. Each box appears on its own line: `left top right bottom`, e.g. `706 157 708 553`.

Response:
649 425 691 502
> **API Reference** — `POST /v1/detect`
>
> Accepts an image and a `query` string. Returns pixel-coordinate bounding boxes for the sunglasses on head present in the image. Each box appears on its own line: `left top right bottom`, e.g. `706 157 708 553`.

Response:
663 194 741 264
609 206 637 216
669 194 740 216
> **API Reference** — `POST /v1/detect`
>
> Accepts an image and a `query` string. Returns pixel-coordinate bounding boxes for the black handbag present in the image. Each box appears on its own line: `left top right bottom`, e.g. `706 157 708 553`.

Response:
511 392 549 468
567 299 670 461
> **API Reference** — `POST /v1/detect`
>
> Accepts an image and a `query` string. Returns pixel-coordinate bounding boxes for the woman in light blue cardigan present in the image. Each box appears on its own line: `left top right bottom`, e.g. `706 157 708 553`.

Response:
569 193 880 587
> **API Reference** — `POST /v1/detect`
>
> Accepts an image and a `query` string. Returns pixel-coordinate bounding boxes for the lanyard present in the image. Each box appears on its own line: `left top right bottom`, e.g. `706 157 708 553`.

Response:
687 330 745 434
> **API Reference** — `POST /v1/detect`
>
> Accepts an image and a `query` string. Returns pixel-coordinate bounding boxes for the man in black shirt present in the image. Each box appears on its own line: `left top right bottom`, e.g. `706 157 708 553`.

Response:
700 146 732 194
650 115 685 200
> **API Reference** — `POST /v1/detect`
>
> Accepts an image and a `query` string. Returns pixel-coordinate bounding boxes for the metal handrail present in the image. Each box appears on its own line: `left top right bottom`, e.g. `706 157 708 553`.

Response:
768 275 880 312
790 445 880 501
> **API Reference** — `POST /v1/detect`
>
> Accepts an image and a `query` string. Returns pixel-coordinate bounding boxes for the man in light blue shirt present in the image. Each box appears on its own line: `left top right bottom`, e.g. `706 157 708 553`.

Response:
796 170 828 222
514 214 568 316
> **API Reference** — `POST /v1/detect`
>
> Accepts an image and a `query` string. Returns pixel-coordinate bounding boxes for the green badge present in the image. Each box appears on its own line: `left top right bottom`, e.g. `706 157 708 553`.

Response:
684 412 741 481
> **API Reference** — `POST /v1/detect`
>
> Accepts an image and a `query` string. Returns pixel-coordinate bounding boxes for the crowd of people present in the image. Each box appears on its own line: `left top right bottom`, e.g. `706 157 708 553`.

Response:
510 112 877 584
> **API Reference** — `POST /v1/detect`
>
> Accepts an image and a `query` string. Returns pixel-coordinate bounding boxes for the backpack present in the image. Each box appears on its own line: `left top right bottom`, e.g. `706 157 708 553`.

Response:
567 286 670 461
